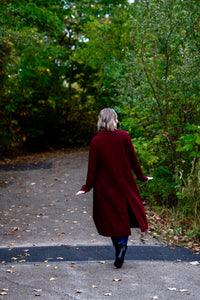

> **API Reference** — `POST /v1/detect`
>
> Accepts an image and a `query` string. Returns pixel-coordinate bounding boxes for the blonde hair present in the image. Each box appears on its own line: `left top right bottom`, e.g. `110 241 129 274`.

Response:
97 108 118 131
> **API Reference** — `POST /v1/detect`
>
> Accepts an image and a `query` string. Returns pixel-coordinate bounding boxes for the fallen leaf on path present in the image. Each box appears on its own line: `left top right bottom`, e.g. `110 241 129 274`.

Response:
6 269 15 273
104 293 112 296
92 285 98 288
178 289 188 292
70 264 78 268
75 290 82 294
168 287 177 291
113 278 121 282
0 289 8 296
57 232 65 236
190 261 199 265
150 297 158 299
11 227 19 231
50 277 56 281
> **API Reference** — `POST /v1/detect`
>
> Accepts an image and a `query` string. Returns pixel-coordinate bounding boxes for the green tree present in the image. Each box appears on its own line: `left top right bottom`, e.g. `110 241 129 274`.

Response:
0 0 109 152
77 0 200 233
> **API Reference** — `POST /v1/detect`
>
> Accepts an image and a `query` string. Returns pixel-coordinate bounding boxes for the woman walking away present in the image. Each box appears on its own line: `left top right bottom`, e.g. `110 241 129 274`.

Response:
76 108 153 268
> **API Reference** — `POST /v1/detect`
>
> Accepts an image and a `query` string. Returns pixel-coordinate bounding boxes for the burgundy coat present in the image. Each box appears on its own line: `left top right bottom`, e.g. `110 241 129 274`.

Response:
80 129 148 237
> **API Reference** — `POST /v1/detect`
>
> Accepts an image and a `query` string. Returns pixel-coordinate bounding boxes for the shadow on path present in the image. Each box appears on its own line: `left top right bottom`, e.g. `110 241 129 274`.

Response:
1 245 199 264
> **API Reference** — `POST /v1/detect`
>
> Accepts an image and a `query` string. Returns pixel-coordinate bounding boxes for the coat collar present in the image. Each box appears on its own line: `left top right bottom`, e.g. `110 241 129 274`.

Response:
98 129 118 135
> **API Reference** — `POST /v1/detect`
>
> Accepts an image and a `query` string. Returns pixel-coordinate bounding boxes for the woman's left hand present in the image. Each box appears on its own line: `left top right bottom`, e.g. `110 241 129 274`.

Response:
76 190 85 196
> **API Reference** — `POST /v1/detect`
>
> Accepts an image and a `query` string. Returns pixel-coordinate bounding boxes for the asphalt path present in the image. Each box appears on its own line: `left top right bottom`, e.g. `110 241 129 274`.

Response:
0 149 199 300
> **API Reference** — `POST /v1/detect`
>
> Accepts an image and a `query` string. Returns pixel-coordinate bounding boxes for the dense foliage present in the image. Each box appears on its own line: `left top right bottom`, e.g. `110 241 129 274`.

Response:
0 0 199 237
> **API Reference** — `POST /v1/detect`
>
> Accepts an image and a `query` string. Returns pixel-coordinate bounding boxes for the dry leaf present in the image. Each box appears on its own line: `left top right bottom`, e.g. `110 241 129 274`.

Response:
76 290 82 294
104 293 112 296
50 277 56 281
57 232 65 236
113 278 121 282
178 289 188 293
150 297 158 299
57 257 63 260
99 261 106 264
11 227 19 231
6 269 14 273
92 285 98 288
190 261 199 265
168 287 177 291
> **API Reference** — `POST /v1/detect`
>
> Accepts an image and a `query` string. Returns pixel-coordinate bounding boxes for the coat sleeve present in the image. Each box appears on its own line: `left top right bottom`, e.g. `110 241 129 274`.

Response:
126 134 148 182
80 139 99 193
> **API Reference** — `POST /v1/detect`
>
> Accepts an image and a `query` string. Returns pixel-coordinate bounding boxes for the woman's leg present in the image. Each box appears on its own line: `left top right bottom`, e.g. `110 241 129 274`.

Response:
111 236 128 246
111 236 128 268
118 236 128 245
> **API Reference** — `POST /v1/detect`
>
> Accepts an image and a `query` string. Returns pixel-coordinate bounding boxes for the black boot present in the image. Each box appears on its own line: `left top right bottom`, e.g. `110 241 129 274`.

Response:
114 243 127 268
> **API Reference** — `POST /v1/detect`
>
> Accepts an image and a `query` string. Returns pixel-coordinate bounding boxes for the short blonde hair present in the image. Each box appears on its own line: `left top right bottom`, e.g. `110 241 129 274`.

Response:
97 108 118 131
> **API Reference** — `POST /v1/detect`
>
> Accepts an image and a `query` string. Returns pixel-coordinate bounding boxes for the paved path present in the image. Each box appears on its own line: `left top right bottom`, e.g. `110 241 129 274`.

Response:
0 150 199 299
